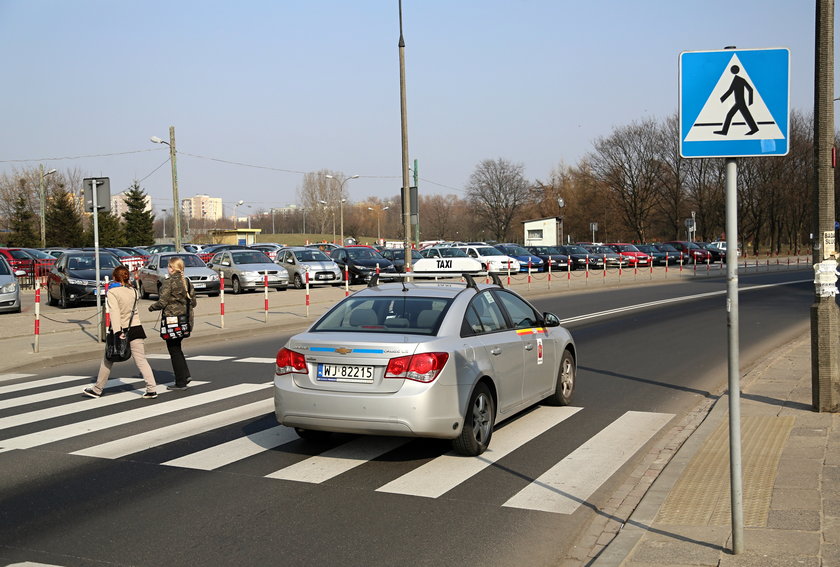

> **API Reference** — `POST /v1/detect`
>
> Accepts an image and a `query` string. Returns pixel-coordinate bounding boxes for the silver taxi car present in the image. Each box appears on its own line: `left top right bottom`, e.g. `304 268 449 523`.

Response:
274 274 576 456
207 249 289 293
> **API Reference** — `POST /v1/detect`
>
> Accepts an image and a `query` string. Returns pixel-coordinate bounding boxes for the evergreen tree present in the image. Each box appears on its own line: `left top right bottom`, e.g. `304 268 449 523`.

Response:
7 195 38 247
84 211 125 247
121 182 155 245
45 188 85 247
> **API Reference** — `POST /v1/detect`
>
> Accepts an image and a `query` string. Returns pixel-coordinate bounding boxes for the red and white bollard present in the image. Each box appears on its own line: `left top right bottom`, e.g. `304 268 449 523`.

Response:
220 271 225 329
305 269 311 317
264 274 269 323
34 283 41 353
344 266 350 296
527 260 532 289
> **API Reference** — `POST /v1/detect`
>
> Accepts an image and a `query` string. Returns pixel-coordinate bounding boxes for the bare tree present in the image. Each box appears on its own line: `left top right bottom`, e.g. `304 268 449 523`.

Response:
465 158 531 242
420 193 459 240
297 169 346 236
588 119 664 243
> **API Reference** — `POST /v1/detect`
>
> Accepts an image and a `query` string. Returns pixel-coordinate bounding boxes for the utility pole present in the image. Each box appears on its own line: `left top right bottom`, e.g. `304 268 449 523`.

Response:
398 0 412 271
168 126 181 251
38 165 56 248
811 0 840 411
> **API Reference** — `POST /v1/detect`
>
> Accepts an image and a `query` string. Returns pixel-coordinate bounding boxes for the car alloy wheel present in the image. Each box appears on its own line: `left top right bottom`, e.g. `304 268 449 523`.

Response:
548 349 575 406
453 383 494 456
231 276 242 294
58 286 69 309
293 273 304 289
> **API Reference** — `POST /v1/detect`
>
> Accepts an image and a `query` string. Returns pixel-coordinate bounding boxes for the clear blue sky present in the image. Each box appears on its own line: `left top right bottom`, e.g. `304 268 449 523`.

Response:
0 1 832 216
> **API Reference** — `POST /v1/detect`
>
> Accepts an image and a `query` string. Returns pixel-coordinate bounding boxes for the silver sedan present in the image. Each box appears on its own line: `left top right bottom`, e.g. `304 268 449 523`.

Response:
207 250 289 293
136 253 221 298
276 247 342 289
274 275 576 456
0 256 23 313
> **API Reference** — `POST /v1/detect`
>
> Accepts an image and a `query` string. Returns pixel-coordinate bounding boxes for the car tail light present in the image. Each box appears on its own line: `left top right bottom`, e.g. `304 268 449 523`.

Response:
385 352 449 383
276 348 308 375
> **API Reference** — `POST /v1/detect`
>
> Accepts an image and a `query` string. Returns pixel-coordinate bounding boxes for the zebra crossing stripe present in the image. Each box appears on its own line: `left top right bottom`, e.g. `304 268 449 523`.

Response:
377 406 583 499
267 436 410 484
187 355 235 362
235 357 276 364
0 382 268 450
0 375 89 396
503 410 674 514
0 373 36 383
163 425 298 470
145 354 171 359
73 399 274 459
0 382 207 431
0 378 144 411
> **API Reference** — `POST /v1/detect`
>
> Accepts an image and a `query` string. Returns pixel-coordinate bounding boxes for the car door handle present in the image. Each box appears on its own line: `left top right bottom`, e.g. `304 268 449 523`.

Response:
490 347 502 355
524 344 534 351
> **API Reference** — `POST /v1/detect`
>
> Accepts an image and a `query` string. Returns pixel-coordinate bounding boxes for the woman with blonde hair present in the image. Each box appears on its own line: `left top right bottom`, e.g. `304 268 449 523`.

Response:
84 265 158 399
149 256 197 390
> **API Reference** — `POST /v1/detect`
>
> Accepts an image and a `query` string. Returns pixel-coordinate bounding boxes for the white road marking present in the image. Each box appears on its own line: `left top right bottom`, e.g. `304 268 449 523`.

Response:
0 375 89 395
268 436 409 484
163 424 298 470
0 382 207 430
377 406 582 498
0 378 144 410
0 382 265 450
503 410 674 514
73 399 274 459
235 357 276 364
144 354 171 359
0 373 36 383
186 355 235 361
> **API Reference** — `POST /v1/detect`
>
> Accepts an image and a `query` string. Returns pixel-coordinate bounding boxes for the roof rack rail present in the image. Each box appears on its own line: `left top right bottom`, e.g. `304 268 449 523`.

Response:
366 271 504 290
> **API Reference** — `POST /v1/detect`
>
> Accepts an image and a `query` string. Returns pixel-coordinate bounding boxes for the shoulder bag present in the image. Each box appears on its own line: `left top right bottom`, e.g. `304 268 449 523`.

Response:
105 289 138 362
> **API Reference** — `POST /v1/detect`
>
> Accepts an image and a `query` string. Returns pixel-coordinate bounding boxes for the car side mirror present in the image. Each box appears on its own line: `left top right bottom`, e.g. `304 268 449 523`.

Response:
543 312 561 327
206 263 213 268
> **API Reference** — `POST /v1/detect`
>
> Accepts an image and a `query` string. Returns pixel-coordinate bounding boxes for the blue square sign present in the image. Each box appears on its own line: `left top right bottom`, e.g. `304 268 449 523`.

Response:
680 48 790 158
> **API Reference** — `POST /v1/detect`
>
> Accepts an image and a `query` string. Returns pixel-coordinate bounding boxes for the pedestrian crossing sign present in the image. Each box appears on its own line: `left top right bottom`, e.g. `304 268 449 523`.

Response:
680 47 790 158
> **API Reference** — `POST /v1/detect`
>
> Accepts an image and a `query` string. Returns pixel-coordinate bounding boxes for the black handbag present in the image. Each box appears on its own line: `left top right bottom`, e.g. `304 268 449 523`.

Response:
105 289 137 362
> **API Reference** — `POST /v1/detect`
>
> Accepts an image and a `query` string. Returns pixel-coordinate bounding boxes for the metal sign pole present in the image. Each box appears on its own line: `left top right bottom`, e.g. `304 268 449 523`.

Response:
91 179 103 342
725 157 744 553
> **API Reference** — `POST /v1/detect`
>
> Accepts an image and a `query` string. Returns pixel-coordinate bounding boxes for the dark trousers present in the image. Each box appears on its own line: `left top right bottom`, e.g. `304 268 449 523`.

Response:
166 337 190 386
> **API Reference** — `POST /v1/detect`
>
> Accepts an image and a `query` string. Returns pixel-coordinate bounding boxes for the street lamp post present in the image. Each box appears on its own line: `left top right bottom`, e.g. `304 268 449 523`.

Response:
325 174 358 245
150 126 181 251
368 205 390 243
233 200 244 229
39 165 56 247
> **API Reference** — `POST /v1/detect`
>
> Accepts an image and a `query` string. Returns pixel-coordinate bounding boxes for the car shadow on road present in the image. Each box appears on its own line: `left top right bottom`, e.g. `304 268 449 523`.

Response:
578 365 717 399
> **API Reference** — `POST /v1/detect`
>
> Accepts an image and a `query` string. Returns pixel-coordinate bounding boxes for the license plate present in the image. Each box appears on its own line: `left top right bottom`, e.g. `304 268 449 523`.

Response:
193 282 206 289
316 274 334 280
317 364 374 383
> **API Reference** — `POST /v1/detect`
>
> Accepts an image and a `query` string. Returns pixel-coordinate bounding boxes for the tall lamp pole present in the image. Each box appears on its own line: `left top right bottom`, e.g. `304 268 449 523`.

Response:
368 205 390 243
326 174 358 245
39 165 56 247
398 0 413 269
150 126 181 251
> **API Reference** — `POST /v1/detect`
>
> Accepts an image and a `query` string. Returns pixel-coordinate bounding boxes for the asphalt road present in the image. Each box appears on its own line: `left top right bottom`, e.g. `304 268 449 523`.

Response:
0 269 812 567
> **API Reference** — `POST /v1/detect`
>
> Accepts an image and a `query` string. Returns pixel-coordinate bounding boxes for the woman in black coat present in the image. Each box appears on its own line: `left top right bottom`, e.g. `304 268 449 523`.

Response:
149 256 197 390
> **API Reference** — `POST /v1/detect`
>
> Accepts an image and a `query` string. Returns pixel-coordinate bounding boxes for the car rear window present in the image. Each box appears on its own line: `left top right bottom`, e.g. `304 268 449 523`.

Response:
312 296 452 335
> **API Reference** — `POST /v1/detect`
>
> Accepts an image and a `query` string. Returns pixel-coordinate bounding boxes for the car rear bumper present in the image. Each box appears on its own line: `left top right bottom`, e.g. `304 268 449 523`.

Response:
274 375 470 439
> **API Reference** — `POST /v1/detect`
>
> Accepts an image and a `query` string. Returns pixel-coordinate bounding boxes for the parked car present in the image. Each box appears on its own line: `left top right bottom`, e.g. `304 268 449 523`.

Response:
636 244 676 266
663 241 712 264
306 243 341 254
273 275 576 456
493 244 546 272
46 250 123 308
251 243 286 261
144 244 177 254
453 245 520 274
711 240 742 257
0 247 41 276
329 246 396 284
378 247 423 273
695 242 726 262
115 246 150 258
136 252 221 298
555 245 605 270
604 243 651 267
580 245 628 268
206 249 289 293
197 244 251 263
524 246 571 271
275 247 342 288
0 256 24 313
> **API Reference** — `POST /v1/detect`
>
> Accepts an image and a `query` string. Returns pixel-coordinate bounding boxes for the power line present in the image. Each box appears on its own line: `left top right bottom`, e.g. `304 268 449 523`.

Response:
0 148 161 163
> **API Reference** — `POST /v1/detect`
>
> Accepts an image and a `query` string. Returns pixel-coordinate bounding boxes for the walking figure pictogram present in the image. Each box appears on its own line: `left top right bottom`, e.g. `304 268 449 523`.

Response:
714 65 759 136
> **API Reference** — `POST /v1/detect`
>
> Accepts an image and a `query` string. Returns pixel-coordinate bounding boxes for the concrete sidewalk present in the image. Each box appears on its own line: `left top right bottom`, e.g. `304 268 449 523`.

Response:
590 332 840 567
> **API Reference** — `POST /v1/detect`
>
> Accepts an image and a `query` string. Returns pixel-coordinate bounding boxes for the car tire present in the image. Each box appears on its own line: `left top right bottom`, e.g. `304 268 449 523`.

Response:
452 382 494 456
547 349 575 406
140 280 150 299
47 287 58 307
293 273 304 289
294 427 331 442
231 276 242 294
